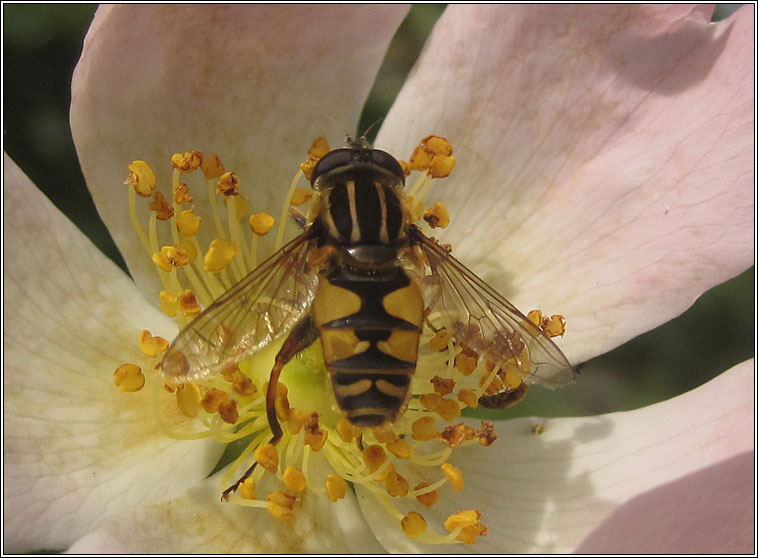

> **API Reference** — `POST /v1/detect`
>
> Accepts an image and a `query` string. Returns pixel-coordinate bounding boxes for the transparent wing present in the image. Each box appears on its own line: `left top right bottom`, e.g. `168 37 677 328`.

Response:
411 229 574 389
161 232 319 384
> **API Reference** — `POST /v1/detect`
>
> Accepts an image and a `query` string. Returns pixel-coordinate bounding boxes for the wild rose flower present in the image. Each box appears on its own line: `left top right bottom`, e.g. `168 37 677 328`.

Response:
3 4 753 553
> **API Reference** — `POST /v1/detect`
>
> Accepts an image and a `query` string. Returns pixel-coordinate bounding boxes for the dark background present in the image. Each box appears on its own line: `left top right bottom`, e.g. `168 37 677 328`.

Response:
3 4 754 418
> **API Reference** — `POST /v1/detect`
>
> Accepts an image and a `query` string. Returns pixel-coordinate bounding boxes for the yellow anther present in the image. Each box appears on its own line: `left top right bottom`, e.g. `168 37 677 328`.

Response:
456 523 488 545
414 482 439 507
287 407 308 435
274 384 291 423
455 349 478 376
457 389 479 409
445 510 487 544
176 209 202 237
440 423 476 449
113 363 144 392
401 512 427 539
302 412 327 450
201 154 225 179
173 182 193 204
152 249 172 273
398 159 411 176
502 369 523 390
477 420 497 447
304 427 328 451
125 160 156 197
542 314 567 338
385 469 409 497
238 477 256 500
428 329 452 351
204 238 236 272
423 202 450 229
337 416 362 442
409 144 434 171
201 387 228 414
430 375 455 396
154 245 190 271
175 383 202 418
228 371 256 397
436 397 461 421
159 290 178 317
424 135 453 156
483 374 504 394
289 188 313 206
441 462 464 491
372 423 397 444
300 136 330 180
249 212 275 236
411 416 439 441
218 399 239 424
362 444 386 474
148 191 174 220
420 393 442 411
283 466 307 493
266 490 296 524
428 154 456 179
177 290 201 317
139 329 168 357
387 438 413 460
444 509 482 531
216 171 240 196
254 443 280 474
325 474 348 502
527 309 543 327
171 151 203 173
308 136 331 159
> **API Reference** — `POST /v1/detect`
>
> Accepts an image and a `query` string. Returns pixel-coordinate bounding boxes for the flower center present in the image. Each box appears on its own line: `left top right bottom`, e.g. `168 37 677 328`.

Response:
114 136 563 545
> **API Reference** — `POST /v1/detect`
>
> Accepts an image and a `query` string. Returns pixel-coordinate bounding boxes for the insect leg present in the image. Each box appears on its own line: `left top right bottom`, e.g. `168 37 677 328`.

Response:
221 315 319 500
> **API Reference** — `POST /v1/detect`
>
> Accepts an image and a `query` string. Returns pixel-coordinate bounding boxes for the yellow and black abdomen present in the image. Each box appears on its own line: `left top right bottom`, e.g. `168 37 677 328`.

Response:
312 264 423 427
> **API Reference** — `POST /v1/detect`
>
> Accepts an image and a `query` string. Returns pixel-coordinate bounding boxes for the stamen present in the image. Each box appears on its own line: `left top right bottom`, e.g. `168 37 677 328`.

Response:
204 238 237 273
139 330 168 357
401 512 428 538
282 466 307 493
175 383 202 418
254 443 280 474
266 490 297 524
125 160 156 197
114 364 144 392
441 462 464 491
176 209 202 237
325 474 348 502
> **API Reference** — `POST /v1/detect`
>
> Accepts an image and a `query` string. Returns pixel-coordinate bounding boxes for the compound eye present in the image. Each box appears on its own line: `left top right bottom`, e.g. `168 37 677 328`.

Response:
371 150 406 183
310 149 353 185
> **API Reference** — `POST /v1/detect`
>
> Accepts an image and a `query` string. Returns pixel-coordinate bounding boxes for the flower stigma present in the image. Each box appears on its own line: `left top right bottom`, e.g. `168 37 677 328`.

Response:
115 136 565 545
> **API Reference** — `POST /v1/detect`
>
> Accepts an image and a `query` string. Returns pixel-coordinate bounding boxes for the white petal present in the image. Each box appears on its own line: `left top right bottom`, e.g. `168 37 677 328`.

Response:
378 5 753 363
575 450 753 553
67 462 386 554
357 359 753 552
71 5 408 298
3 155 222 551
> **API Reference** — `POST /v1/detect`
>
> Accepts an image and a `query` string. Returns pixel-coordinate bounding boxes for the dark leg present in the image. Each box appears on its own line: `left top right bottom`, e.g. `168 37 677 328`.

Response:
221 316 318 500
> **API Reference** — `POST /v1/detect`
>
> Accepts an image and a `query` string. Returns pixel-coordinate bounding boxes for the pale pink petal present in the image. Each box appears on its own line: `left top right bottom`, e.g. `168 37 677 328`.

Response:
575 450 754 553
378 5 753 363
3 155 223 552
357 359 753 552
71 5 408 298
67 463 386 554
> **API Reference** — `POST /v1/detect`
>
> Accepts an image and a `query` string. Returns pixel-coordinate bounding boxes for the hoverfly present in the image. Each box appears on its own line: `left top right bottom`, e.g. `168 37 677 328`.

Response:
161 137 574 496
